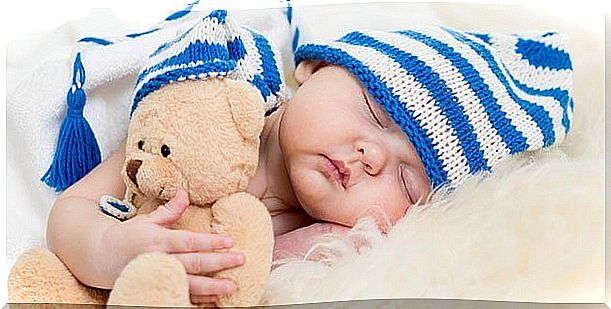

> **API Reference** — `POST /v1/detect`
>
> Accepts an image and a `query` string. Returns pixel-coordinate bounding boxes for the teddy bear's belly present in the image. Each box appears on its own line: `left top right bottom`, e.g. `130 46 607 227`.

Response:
135 197 213 234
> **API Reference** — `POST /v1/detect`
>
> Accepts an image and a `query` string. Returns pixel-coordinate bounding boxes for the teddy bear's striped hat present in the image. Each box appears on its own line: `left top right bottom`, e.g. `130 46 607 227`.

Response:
294 26 574 189
133 9 286 117
41 9 287 192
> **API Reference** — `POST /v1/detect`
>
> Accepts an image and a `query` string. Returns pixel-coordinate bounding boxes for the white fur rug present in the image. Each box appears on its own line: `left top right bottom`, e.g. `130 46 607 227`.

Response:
262 3 605 305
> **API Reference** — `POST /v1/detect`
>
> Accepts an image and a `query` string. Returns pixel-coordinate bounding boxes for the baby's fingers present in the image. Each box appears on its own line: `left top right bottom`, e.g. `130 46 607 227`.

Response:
143 189 189 227
161 230 233 253
188 274 236 296
174 252 245 274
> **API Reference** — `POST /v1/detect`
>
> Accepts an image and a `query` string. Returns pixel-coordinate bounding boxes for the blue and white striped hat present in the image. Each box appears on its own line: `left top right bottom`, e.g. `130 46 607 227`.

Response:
133 9 286 117
294 26 574 189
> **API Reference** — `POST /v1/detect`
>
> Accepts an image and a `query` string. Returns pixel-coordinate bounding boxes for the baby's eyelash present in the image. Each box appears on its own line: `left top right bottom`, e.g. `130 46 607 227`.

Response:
363 92 384 128
399 166 416 205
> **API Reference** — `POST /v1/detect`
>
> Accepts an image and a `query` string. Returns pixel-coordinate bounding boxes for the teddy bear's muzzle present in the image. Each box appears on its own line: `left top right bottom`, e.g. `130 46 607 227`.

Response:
124 155 189 201
126 159 143 188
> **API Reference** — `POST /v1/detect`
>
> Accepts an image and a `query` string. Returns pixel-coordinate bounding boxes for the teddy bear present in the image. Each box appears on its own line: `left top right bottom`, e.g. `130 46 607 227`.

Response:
8 10 286 307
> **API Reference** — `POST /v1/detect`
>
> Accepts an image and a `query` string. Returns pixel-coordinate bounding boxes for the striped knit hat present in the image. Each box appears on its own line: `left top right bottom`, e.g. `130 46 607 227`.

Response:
133 9 286 116
294 26 574 189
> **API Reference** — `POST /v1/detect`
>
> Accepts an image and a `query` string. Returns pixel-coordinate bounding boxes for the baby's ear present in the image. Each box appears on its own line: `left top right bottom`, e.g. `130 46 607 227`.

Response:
294 60 328 85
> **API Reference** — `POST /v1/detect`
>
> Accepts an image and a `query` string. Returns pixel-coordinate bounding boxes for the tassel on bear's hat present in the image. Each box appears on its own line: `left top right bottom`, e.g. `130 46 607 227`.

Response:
40 52 101 191
41 8 286 192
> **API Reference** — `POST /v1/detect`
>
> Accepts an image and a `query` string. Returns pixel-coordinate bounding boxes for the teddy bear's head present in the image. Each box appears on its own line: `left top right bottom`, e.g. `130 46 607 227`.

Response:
122 78 265 206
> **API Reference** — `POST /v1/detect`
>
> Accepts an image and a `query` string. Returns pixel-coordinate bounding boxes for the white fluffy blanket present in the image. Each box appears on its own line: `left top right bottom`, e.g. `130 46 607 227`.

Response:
6 2 604 304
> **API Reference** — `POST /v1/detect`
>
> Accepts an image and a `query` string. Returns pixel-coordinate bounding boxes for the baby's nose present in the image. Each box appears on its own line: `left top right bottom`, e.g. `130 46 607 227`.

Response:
356 141 387 175
126 159 143 187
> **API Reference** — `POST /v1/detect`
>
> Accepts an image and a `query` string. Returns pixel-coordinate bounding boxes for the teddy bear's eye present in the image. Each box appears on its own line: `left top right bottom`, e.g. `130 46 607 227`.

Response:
137 140 144 150
161 144 171 157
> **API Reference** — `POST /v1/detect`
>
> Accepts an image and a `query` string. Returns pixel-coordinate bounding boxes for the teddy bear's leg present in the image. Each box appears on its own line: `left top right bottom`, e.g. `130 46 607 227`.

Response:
8 248 109 304
210 192 274 307
107 252 191 307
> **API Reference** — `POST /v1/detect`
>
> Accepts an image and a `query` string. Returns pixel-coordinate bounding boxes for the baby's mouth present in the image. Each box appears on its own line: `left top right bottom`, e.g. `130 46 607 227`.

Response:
322 155 349 189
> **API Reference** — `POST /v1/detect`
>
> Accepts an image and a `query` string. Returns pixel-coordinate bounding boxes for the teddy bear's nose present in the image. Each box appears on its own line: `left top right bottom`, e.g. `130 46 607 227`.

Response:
126 159 143 187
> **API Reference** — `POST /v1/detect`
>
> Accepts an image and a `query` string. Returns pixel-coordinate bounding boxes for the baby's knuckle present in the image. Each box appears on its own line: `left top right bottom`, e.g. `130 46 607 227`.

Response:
145 233 165 252
191 254 203 274
185 233 198 252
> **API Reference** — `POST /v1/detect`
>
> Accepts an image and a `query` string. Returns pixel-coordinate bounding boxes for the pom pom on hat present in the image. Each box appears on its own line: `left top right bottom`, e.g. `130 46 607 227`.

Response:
294 26 574 189
132 9 286 117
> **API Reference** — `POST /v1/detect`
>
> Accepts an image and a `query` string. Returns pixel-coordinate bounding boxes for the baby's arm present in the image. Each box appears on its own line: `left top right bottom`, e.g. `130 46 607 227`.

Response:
46 141 130 287
46 140 245 304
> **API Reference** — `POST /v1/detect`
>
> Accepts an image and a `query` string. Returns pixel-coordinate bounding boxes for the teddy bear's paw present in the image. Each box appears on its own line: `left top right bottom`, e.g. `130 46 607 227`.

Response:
108 252 191 307
8 248 108 304
99 195 137 221
210 192 274 307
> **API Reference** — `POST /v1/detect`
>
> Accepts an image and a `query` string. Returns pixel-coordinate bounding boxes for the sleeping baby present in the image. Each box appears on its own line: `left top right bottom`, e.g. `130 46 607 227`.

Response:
45 12 573 306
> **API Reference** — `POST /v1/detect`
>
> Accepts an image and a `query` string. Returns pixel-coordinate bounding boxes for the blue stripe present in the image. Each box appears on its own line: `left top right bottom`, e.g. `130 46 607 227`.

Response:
466 32 491 45
295 44 449 188
149 24 196 59
286 0 293 23
165 0 200 21
126 28 160 38
78 37 113 45
515 38 572 70
132 61 237 116
138 39 244 85
108 200 130 212
206 9 228 24
340 31 489 174
292 27 301 52
507 74 571 134
250 30 282 97
397 29 528 155
445 28 556 148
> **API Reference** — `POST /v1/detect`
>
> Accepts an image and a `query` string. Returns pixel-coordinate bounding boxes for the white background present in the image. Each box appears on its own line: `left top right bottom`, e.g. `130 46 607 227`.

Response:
1 0 608 306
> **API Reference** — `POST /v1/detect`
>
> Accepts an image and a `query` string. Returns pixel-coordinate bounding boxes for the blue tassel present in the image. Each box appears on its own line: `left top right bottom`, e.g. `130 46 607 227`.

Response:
41 52 101 192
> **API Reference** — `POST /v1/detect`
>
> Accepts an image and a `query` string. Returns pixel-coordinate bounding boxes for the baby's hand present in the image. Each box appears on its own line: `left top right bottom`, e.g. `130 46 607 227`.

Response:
98 190 244 305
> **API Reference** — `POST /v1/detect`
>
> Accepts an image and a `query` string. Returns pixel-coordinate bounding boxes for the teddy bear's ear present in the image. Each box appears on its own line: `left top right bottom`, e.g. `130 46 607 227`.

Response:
225 80 265 141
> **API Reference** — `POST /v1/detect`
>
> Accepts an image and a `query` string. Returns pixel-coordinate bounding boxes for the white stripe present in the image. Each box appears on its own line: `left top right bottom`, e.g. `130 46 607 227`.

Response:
366 30 511 169
427 28 545 150
489 34 572 91
231 28 263 84
329 41 470 184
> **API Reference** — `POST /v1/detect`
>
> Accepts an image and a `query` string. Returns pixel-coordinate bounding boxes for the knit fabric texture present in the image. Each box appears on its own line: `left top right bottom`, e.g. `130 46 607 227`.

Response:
294 26 574 189
133 10 287 117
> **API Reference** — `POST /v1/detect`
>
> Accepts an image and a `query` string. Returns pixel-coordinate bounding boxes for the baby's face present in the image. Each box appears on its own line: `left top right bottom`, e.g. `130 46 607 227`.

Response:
279 63 432 231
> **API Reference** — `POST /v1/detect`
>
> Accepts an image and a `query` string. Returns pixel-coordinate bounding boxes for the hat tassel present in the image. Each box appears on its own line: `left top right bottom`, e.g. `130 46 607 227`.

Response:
41 52 101 192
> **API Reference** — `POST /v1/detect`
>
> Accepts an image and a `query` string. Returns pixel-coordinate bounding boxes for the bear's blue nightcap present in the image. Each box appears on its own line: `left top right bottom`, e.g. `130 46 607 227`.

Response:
133 9 286 117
